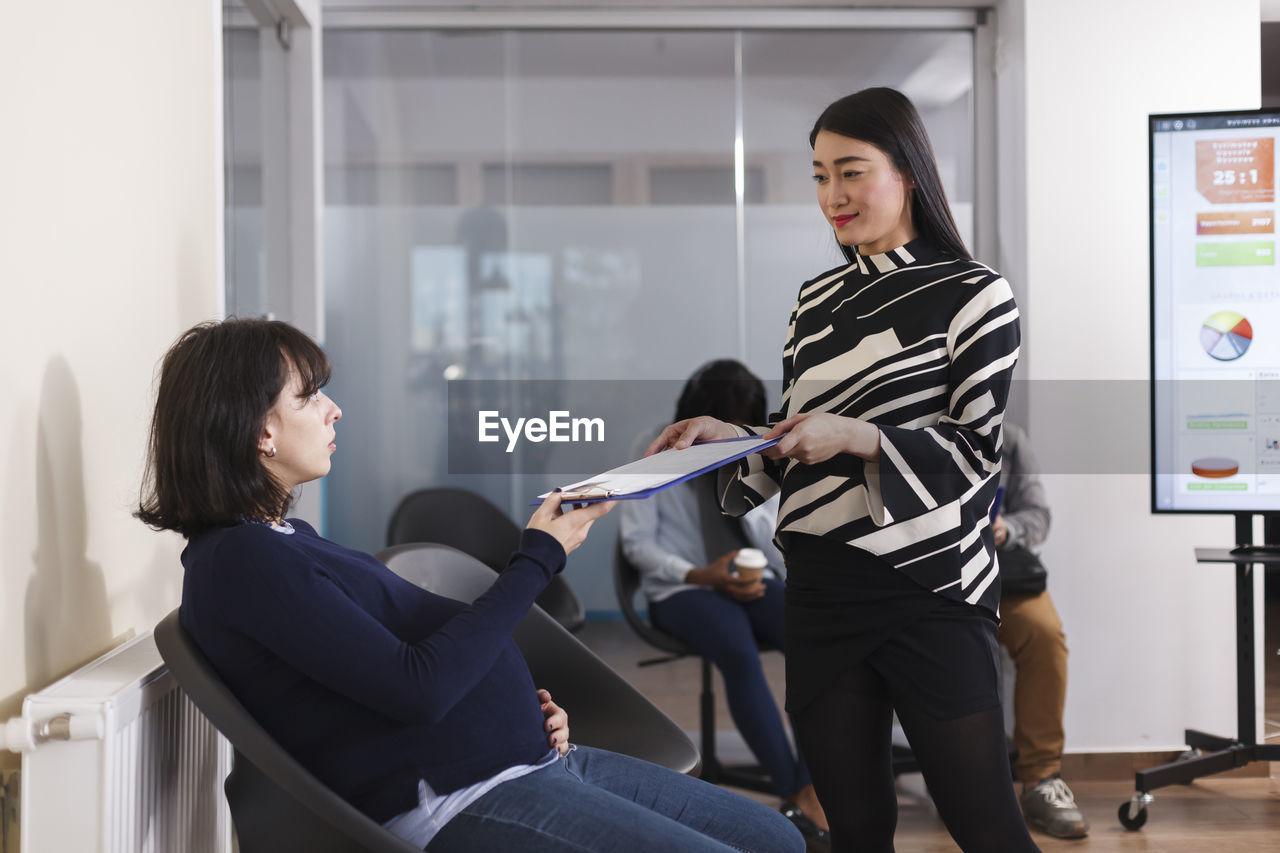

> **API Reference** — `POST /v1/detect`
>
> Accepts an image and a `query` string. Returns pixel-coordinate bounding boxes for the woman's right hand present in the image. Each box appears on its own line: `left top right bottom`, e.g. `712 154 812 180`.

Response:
644 416 739 457
526 492 617 555
686 550 766 601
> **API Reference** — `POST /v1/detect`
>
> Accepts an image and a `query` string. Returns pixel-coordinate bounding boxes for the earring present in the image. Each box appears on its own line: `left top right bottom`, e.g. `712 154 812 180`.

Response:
264 446 277 458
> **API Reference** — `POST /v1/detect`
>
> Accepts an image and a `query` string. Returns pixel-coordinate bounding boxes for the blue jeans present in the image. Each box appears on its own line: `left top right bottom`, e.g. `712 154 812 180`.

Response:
649 579 812 799
426 746 803 852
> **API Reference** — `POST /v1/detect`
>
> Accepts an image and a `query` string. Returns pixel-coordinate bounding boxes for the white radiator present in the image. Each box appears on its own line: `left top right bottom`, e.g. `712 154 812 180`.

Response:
3 633 233 853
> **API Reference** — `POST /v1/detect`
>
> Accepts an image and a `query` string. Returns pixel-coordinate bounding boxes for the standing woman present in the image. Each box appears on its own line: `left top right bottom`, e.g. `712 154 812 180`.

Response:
648 88 1038 852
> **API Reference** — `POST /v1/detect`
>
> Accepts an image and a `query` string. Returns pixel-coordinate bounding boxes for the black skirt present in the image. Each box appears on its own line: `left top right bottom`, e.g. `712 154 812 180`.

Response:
783 533 1001 720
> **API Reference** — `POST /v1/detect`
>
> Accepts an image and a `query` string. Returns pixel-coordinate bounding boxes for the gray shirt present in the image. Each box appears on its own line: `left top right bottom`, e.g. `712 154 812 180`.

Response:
997 422 1051 551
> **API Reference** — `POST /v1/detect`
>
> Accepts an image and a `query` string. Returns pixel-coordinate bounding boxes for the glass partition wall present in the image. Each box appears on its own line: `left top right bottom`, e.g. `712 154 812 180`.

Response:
224 14 265 318
322 23 978 610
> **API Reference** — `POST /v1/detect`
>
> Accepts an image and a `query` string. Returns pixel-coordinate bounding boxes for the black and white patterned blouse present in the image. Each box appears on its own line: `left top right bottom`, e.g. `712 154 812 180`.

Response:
720 239 1020 614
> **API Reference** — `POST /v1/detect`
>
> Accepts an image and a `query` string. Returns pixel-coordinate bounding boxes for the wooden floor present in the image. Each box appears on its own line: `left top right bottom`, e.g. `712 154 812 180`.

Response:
575 611 1280 852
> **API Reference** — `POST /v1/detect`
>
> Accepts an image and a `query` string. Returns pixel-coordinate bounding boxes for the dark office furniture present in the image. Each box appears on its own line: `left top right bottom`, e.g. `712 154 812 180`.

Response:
387 487 585 632
1119 513 1280 830
154 610 421 853
611 538 776 793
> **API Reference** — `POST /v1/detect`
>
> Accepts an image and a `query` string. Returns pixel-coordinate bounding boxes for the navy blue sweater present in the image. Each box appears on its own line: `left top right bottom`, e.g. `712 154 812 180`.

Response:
179 519 565 824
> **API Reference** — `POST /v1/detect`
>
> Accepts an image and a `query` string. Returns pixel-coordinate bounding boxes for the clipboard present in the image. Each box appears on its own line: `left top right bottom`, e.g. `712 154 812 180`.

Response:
533 435 781 505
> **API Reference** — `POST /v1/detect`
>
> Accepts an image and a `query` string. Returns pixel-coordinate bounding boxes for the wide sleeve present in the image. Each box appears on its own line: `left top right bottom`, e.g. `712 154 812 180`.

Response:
742 495 785 574
864 277 1020 526
717 301 798 515
207 528 564 725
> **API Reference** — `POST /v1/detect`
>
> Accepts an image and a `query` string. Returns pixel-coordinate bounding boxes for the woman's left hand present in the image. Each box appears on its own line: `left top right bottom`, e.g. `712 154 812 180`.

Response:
538 688 570 756
992 514 1008 547
762 412 881 465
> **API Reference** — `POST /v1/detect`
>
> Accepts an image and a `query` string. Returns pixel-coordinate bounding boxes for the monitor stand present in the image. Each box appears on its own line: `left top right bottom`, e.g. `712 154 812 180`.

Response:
1229 512 1280 556
1119 511 1280 830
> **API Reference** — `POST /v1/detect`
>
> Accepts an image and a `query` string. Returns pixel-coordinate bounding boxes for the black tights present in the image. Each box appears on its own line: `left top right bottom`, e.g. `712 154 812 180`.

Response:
793 661 1040 853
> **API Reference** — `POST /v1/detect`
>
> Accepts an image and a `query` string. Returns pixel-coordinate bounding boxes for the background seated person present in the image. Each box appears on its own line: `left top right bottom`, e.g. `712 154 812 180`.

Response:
135 319 804 853
995 422 1088 839
621 359 829 846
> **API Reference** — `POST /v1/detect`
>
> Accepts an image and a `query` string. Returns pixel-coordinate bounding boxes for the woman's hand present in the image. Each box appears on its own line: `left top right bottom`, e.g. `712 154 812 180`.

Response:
538 688 570 756
763 412 881 465
644 416 739 457
685 550 765 602
526 493 617 556
992 514 1008 548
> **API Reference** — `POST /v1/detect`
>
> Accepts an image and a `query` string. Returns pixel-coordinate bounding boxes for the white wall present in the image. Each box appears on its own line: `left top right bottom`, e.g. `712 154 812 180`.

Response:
0 0 222 744
1010 0 1262 751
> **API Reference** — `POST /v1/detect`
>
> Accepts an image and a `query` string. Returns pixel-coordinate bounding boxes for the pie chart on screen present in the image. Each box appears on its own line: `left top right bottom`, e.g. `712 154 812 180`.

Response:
1200 311 1253 361
1191 456 1239 478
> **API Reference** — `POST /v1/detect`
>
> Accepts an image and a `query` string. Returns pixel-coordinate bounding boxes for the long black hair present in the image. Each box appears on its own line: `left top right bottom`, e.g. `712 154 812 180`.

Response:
136 318 331 537
810 87 971 263
675 359 767 425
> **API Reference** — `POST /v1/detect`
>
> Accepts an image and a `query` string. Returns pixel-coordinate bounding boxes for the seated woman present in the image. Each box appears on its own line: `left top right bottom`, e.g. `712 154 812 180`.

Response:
136 318 802 853
620 359 829 846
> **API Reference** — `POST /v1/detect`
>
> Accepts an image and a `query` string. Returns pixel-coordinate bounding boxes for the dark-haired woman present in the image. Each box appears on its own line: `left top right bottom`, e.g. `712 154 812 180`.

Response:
648 88 1039 852
621 360 829 847
137 318 803 853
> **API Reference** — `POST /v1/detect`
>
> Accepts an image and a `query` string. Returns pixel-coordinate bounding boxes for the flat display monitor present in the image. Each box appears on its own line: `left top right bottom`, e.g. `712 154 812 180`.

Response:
1150 107 1280 514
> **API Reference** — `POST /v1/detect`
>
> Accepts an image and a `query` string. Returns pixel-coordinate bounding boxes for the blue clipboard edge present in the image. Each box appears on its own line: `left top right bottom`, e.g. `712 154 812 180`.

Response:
529 435 782 506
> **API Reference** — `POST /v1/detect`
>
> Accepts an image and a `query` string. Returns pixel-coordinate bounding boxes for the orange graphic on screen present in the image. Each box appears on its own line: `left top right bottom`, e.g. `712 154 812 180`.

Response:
1191 457 1239 478
1196 138 1274 205
1196 210 1275 235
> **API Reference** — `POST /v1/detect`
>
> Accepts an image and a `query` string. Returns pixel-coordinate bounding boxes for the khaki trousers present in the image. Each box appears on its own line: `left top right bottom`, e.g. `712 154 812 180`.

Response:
997 590 1068 783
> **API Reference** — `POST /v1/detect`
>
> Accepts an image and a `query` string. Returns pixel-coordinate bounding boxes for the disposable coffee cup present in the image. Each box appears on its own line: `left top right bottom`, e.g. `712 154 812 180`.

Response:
733 548 768 583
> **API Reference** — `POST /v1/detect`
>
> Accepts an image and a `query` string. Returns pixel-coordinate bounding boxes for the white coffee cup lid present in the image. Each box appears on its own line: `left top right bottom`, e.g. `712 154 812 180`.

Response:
734 547 768 569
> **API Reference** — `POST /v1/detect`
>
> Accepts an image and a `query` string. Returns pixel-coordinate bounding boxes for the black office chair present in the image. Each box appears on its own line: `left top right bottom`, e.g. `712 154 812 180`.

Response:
613 539 924 792
387 487 586 632
612 539 777 793
378 542 700 774
154 611 422 853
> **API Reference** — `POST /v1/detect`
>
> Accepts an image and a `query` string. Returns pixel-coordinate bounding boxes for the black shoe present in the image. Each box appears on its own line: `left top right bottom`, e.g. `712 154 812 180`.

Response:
779 804 831 852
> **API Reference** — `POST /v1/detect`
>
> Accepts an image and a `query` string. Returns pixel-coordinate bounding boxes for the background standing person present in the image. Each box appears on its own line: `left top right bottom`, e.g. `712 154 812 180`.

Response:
648 88 1038 853
994 422 1089 839
621 359 830 849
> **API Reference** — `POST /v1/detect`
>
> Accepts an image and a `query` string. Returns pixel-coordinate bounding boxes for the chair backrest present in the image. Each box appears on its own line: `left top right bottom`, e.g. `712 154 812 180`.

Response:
378 543 700 776
386 487 519 572
153 611 422 853
612 538 693 657
387 487 585 632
